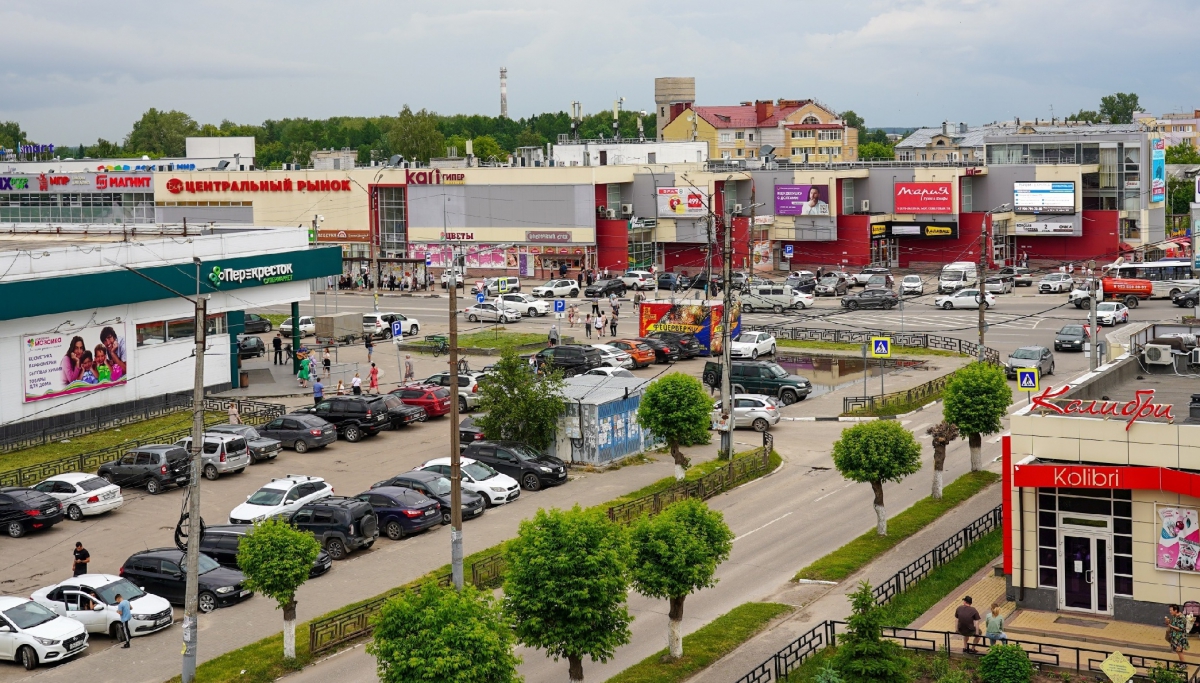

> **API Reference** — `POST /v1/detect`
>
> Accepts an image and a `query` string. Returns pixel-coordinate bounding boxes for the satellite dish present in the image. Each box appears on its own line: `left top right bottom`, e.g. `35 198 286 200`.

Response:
759 145 775 156
389 155 402 166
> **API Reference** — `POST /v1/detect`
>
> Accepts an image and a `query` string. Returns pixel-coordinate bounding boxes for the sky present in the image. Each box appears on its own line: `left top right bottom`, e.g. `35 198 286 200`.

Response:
4 0 1199 145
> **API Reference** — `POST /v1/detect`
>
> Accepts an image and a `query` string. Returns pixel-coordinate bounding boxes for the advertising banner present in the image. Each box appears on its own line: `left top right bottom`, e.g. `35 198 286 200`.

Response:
775 185 831 216
1013 181 1076 215
1151 138 1166 203
1156 505 1200 573
24 323 128 403
656 187 706 217
752 240 773 272
637 301 740 355
887 223 959 238
1014 220 1078 236
893 182 954 214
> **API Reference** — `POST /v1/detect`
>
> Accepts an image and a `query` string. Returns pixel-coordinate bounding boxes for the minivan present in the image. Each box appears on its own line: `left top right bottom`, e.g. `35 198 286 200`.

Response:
471 276 520 296
938 262 977 293
742 285 808 313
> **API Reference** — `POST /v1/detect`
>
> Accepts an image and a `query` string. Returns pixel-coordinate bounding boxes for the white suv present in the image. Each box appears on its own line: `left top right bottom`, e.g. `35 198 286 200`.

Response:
228 474 333 524
0 596 88 670
621 270 656 290
175 433 252 481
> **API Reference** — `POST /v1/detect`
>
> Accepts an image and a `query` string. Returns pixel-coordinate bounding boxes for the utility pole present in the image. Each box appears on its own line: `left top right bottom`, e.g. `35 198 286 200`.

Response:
182 258 206 683
718 202 734 460
976 217 988 362
1088 259 1099 371
447 245 463 590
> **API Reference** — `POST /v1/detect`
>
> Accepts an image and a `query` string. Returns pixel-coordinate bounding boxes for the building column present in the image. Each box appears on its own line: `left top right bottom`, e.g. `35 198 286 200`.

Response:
291 301 301 375
227 310 244 389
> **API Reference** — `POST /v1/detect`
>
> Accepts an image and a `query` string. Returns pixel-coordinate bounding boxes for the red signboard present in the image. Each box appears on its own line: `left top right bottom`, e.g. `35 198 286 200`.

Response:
1013 464 1200 497
1029 386 1174 431
893 182 954 214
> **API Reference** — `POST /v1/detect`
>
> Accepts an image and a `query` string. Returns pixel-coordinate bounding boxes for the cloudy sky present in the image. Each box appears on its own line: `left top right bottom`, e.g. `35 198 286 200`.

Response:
4 0 1198 144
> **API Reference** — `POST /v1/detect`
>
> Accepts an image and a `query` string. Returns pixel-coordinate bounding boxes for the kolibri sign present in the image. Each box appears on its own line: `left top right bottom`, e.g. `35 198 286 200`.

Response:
1029 385 1174 430
207 263 294 288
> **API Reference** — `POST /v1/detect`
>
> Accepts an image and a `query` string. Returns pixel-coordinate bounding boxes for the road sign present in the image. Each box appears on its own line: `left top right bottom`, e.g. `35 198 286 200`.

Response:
1099 651 1135 683
1017 368 1040 392
498 279 509 294
784 244 794 258
553 300 566 313
869 337 892 358
475 293 485 304
424 254 431 266
391 321 404 338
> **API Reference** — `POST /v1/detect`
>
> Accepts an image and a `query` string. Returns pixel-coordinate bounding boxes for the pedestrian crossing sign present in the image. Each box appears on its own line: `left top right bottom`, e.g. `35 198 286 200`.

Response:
1017 368 1039 392
869 337 891 358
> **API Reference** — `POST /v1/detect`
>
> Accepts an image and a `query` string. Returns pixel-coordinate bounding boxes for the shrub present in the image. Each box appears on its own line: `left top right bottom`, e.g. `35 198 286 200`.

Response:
1148 663 1187 683
978 643 1033 683
813 664 845 683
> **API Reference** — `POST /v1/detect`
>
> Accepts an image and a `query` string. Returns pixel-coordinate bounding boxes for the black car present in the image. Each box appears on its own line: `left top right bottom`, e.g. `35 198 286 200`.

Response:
355 486 442 540
243 313 274 333
256 413 337 453
0 487 63 538
295 396 391 442
379 394 427 428
206 423 281 463
458 415 486 452
97 444 190 494
237 335 266 359
529 344 604 377
785 275 817 294
198 524 333 578
1172 287 1200 308
584 279 626 298
120 548 251 613
281 497 378 560
646 331 704 359
1054 325 1090 352
840 288 899 310
688 273 723 295
633 336 680 364
370 471 486 525
461 440 568 491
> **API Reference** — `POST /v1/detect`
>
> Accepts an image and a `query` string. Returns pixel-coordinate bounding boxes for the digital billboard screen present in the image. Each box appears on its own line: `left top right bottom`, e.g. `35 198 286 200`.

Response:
1013 181 1076 215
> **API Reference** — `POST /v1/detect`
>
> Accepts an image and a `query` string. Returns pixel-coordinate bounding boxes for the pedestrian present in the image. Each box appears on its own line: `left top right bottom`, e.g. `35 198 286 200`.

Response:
577 271 583 289
72 542 90 577
609 312 618 337
351 372 362 395
591 298 600 316
313 377 324 405
297 355 310 388
1166 604 1191 666
954 596 982 653
114 592 132 648
364 335 374 364
404 354 415 384
227 402 240 425
322 348 331 375
984 603 1007 645
272 334 283 365
285 342 294 363
1068 263 1075 276
548 324 560 346
567 304 577 327
595 313 606 338
610 293 620 315
369 363 380 393
336 379 346 395
584 313 593 339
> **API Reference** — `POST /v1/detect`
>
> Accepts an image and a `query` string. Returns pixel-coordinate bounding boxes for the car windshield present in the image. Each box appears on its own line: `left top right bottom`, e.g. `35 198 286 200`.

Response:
246 488 286 506
541 281 559 287
766 364 789 378
77 476 110 492
1060 326 1084 336
1011 349 1042 360
181 554 221 575
943 272 965 281
508 445 545 462
424 477 452 496
94 578 146 604
463 462 496 480
3 601 57 629
1097 303 1117 311
819 276 838 285
904 275 921 282
282 318 293 326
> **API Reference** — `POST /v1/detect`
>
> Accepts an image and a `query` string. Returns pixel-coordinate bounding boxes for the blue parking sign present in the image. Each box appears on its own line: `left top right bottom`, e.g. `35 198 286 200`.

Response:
784 244 794 258
476 293 485 304
553 300 566 313
391 321 404 338
1017 368 1039 392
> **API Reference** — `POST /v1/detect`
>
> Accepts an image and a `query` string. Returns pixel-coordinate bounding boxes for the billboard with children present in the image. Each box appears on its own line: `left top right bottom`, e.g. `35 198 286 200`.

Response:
1157 505 1200 573
637 301 740 355
23 323 128 402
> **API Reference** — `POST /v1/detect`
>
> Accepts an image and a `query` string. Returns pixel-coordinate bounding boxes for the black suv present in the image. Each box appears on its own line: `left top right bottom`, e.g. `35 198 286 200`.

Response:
646 331 705 359
584 279 626 298
379 393 427 428
257 413 337 452
280 497 378 560
120 548 251 613
198 524 333 578
841 288 899 310
461 441 568 491
702 360 812 405
98 444 190 494
529 345 603 377
1172 287 1200 308
634 336 681 364
296 396 391 442
0 487 63 538
370 471 486 525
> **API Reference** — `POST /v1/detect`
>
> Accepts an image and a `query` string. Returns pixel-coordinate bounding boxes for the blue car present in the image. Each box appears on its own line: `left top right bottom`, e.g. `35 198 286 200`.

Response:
355 486 442 540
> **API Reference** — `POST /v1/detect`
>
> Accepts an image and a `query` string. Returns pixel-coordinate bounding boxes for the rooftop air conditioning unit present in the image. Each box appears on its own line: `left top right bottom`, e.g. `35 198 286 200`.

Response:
1190 348 1200 366
620 204 633 216
1144 344 1175 365
861 200 870 212
596 205 606 215
733 203 744 214
605 209 618 219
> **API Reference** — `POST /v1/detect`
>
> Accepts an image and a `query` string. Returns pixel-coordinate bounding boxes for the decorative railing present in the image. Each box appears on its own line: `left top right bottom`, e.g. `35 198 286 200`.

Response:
757 326 1001 367
841 371 957 416
0 394 195 453
872 506 1002 605
308 572 454 656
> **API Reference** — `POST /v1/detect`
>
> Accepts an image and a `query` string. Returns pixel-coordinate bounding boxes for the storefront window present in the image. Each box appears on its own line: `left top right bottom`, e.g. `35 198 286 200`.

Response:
0 192 155 223
205 314 228 336
136 321 165 346
1037 488 1132 596
167 318 195 342
376 187 406 255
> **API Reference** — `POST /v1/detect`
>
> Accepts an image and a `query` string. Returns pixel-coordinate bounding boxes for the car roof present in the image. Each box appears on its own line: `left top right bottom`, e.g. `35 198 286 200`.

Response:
394 470 442 482
300 495 364 509
0 596 31 609
58 573 122 587
138 444 185 452
202 524 251 535
42 472 101 483
260 474 325 490
1015 345 1048 352
133 547 186 559
421 457 477 468
0 487 44 496
364 486 417 500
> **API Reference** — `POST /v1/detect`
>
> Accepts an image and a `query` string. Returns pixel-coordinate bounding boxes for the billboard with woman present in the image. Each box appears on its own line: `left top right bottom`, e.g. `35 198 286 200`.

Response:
23 323 128 402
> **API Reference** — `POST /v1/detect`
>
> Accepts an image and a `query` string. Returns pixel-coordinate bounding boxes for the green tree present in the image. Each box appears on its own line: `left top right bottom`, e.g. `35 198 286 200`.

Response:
1166 141 1200 165
368 582 521 683
629 499 733 659
236 518 321 658
1066 109 1101 123
942 362 1012 471
840 110 865 131
1099 92 1141 124
123 108 199 157
636 372 712 478
1168 174 1194 215
859 141 895 160
832 581 909 683
504 506 632 683
0 121 25 150
831 420 922 536
926 421 959 500
475 350 566 454
383 105 445 163
472 134 507 163
516 127 547 149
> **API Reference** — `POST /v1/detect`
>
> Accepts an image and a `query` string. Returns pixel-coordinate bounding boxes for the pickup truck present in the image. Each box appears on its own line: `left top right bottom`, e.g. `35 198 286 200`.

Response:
1067 277 1152 309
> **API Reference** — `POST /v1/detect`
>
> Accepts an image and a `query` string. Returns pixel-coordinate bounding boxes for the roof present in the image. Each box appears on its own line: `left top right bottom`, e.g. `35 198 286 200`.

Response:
897 122 1145 149
692 103 810 129
896 124 1011 149
561 375 652 405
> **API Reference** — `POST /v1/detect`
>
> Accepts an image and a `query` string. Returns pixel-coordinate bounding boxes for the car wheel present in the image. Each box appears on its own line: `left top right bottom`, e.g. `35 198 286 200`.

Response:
570 289 579 297
752 418 770 433
732 384 746 395
6 521 25 538
942 302 954 310
1048 363 1055 376
1125 296 1139 309
883 301 895 309
343 426 363 443
198 591 218 613
385 520 405 540
18 645 38 671
751 349 759 359
468 314 479 322
773 304 784 314
326 538 347 560
293 439 309 453
743 303 754 313
146 479 162 495
67 504 83 521
266 323 273 332
619 287 627 297
847 300 859 310
203 464 219 481
1185 298 1197 308
109 621 123 639
780 390 799 406
102 473 116 485
1170 288 1182 299
528 308 538 317
410 325 419 336
702 370 718 386
770 345 777 355
459 396 468 413
522 473 541 491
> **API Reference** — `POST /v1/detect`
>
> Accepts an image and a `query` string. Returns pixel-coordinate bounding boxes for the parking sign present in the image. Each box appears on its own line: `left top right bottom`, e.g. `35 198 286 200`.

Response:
553 300 566 313
1017 368 1040 393
391 321 404 338
869 337 891 358
784 244 794 258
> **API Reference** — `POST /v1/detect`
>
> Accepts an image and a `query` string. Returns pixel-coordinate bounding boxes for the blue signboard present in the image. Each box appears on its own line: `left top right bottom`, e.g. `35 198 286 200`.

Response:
784 244 794 258
553 300 566 313
391 321 404 338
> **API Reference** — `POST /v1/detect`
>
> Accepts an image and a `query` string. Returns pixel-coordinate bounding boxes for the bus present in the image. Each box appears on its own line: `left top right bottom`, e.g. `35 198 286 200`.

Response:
1103 259 1197 299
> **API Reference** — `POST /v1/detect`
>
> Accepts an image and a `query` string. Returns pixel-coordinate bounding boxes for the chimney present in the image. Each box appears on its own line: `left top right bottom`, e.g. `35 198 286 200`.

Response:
755 100 774 123
942 121 949 136
500 67 508 119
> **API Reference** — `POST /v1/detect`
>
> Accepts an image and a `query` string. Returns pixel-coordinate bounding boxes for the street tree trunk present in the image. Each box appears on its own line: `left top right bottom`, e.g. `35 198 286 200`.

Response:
670 443 690 481
968 432 983 471
871 480 887 535
667 595 686 659
568 654 584 682
282 599 297 659
932 442 947 500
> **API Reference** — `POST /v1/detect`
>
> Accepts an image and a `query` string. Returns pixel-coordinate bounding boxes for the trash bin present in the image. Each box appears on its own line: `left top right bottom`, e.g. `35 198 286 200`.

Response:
239 370 249 387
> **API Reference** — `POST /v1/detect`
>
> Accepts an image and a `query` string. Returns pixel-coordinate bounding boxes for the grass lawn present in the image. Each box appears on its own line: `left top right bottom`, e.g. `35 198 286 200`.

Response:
404 328 549 353
794 470 999 582
777 338 958 358
878 529 1002 627
261 313 290 328
603 602 793 683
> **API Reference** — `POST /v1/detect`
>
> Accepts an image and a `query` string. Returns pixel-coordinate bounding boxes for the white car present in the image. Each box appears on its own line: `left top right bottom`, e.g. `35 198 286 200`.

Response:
31 473 123 521
364 312 421 339
1095 302 1129 326
935 288 995 310
591 343 634 368
498 293 549 318
620 270 656 291
792 290 815 309
416 457 520 507
228 474 333 524
280 316 315 338
1038 273 1075 293
0 596 88 670
463 303 520 324
440 271 465 287
900 274 924 295
730 331 777 359
585 367 636 378
32 574 173 640
532 279 580 297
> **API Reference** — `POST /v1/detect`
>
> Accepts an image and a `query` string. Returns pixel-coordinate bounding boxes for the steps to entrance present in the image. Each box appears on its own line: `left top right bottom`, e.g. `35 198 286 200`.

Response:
1005 609 1178 655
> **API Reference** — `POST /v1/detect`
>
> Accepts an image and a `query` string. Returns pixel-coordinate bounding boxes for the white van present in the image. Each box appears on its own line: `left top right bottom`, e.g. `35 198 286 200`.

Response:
741 284 811 313
938 262 977 294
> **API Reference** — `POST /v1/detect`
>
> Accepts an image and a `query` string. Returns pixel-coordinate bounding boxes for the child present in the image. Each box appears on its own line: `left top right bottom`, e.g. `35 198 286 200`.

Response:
78 351 99 384
985 603 1007 645
336 379 346 395
94 345 112 383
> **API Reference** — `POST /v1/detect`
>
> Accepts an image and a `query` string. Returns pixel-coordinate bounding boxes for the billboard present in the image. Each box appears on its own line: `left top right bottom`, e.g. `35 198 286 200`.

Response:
775 185 831 216
656 187 706 217
1156 505 1200 573
637 301 740 355
1151 138 1166 203
1013 181 1076 215
893 182 954 214
1014 220 1078 236
24 323 129 403
887 223 958 238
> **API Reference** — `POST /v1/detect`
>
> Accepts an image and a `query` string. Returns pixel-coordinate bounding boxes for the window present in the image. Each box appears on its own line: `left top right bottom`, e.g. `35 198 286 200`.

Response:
790 147 802 156
736 149 743 157
167 317 195 342
721 151 731 159
818 130 842 141
790 130 814 139
137 321 166 346
375 186 407 255
961 177 973 213
747 133 755 142
735 131 745 140
719 132 731 143
842 179 855 216
801 115 820 124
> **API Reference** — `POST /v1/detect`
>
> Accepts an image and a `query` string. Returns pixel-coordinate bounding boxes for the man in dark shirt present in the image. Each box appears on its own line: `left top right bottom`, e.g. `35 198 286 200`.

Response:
72 542 90 576
953 595 981 653
272 334 283 365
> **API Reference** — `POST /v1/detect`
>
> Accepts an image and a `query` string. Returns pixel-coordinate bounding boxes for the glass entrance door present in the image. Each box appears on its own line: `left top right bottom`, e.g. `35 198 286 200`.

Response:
1059 533 1112 614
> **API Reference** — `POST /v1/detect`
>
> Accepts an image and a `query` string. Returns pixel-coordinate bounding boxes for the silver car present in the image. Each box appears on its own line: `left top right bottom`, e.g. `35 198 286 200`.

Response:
463 303 520 323
900 274 924 295
984 276 1013 294
174 433 252 480
711 394 781 432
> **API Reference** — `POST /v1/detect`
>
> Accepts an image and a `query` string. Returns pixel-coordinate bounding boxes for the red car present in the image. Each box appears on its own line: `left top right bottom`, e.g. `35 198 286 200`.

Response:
391 385 453 418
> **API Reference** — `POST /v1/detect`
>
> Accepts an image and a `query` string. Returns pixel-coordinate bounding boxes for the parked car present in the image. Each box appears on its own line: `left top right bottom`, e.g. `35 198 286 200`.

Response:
620 270 656 291
255 414 337 453
32 574 173 639
378 393 428 428
900 274 924 295
532 279 580 297
608 339 656 368
0 595 88 670
1171 287 1200 308
174 433 252 481
97 444 190 494
278 497 378 560
934 289 995 310
938 262 977 293
471 276 521 296
391 385 453 418
295 396 391 441
354 486 442 539
279 316 315 338
237 335 265 359
1038 273 1075 293
591 343 634 369
498 293 549 318
814 274 850 296
784 273 818 295
460 441 568 491
848 267 888 286
416 456 521 507
370 471 486 524
198 524 333 578
841 288 899 310
865 273 896 289
421 371 486 412
242 313 274 333
1005 346 1055 379
31 473 122 521
1054 325 1090 352
656 272 687 291
645 331 705 359
205 424 280 464
119 549 251 613
458 415 487 451
529 344 604 377
228 474 333 524
984 276 1014 294
1095 301 1130 326
440 270 465 288
702 360 811 405
730 331 777 359
584 279 626 298
463 303 520 324
0 487 64 538
742 284 807 313
585 367 636 378
632 336 681 364
364 312 420 339
998 266 1035 287
712 394 781 432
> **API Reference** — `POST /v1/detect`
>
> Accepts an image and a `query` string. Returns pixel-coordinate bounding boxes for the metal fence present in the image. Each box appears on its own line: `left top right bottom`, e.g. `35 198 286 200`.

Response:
0 398 286 488
872 505 1002 605
842 370 957 416
757 326 1000 367
308 572 454 656
0 393 196 453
